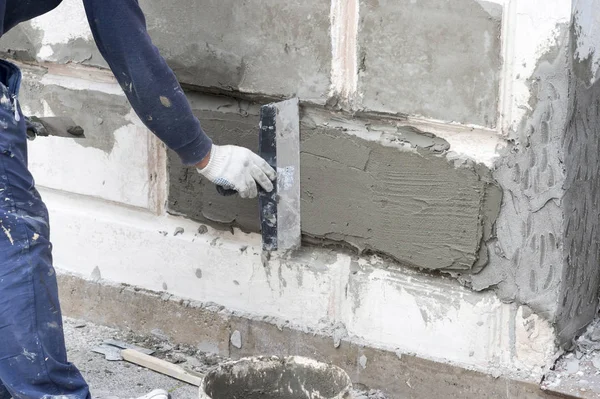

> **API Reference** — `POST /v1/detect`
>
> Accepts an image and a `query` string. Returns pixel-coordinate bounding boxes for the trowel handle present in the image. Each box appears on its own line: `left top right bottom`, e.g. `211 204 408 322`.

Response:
216 185 237 196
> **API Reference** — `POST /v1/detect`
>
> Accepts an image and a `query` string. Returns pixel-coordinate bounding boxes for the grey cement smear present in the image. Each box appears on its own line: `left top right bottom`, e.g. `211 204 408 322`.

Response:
357 0 502 127
554 15 600 345
0 24 107 69
140 0 331 102
169 96 501 272
471 26 570 323
19 68 131 154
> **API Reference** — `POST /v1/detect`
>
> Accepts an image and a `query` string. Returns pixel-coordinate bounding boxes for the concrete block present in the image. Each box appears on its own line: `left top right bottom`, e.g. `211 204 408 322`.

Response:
168 97 501 272
140 0 331 101
1 0 331 101
357 0 502 127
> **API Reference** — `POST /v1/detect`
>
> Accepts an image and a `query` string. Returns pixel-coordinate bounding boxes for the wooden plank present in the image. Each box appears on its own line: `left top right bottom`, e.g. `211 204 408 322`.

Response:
121 349 204 386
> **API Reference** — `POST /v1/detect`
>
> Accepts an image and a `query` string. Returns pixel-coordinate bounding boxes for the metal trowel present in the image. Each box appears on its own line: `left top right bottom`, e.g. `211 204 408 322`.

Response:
25 116 85 140
217 98 301 252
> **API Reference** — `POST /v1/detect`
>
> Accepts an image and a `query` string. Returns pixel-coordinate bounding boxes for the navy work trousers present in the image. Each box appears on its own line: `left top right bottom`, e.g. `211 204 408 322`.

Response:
0 60 90 399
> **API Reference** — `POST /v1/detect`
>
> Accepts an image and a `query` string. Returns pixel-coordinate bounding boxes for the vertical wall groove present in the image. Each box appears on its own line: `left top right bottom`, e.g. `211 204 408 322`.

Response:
330 0 359 104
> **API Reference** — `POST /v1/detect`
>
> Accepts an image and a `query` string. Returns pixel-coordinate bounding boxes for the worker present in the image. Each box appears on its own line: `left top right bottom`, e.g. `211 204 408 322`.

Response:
0 1 276 398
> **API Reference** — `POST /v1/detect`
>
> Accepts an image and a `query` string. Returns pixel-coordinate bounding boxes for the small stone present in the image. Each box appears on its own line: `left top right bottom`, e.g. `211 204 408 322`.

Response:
590 328 600 342
197 225 208 235
332 323 347 349
359 355 367 369
195 269 202 279
67 125 85 137
174 227 184 236
565 358 580 374
160 343 173 352
74 322 87 329
151 329 169 341
91 266 101 283
170 353 186 364
230 331 242 349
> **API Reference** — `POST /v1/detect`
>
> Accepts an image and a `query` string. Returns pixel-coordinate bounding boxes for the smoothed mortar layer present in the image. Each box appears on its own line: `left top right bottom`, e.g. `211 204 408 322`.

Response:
169 96 501 272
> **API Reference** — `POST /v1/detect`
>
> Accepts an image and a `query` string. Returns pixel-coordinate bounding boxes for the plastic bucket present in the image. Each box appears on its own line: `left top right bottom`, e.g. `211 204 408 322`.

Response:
198 356 352 399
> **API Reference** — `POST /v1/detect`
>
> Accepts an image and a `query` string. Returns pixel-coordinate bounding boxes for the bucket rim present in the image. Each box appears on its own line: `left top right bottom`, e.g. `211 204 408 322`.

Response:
198 355 352 399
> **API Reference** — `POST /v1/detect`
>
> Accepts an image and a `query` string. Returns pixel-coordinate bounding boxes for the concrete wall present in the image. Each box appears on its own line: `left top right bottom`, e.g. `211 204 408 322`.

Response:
2 0 599 386
556 0 600 345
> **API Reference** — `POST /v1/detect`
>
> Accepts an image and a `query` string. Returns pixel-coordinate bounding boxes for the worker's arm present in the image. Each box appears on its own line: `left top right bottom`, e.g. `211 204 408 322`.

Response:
82 0 274 197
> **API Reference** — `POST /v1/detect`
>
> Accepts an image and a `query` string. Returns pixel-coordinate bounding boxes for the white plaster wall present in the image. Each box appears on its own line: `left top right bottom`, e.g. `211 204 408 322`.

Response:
41 187 556 380
29 0 92 61
21 65 166 212
573 0 600 85
500 0 573 135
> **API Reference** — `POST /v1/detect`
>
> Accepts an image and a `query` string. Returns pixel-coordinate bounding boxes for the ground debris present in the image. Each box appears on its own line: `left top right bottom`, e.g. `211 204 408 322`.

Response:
349 388 388 399
543 317 600 397
64 318 389 398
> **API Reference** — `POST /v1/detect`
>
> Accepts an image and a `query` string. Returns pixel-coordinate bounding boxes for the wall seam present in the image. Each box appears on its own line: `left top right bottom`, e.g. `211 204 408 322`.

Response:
498 0 518 136
330 0 359 106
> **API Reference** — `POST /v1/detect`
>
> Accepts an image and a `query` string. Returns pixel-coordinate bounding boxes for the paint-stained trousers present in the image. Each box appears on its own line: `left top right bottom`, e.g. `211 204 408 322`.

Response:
0 60 90 399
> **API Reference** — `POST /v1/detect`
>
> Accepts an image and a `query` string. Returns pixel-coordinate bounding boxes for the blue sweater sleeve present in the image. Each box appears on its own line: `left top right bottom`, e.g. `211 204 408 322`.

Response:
82 0 212 166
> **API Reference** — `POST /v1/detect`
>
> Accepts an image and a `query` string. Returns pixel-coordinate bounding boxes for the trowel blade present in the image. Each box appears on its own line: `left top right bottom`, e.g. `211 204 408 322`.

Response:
258 98 301 252
27 116 85 139
92 344 123 361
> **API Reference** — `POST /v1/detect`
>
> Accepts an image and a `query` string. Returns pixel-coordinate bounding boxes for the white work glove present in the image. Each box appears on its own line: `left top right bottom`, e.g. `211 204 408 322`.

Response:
197 144 276 199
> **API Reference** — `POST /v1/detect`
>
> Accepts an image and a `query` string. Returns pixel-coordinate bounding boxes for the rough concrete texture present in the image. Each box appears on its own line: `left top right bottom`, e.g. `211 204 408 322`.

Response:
58 275 567 399
357 0 502 127
0 0 331 101
138 0 331 101
471 17 600 345
470 27 570 326
555 10 600 345
169 96 501 272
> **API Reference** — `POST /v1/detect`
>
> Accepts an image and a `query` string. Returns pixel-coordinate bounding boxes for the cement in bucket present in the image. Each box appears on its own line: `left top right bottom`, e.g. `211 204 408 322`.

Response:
198 356 352 399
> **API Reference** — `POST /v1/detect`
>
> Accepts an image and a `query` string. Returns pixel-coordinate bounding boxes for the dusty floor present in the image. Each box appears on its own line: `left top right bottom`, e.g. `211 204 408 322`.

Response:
64 318 388 399
542 317 600 398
